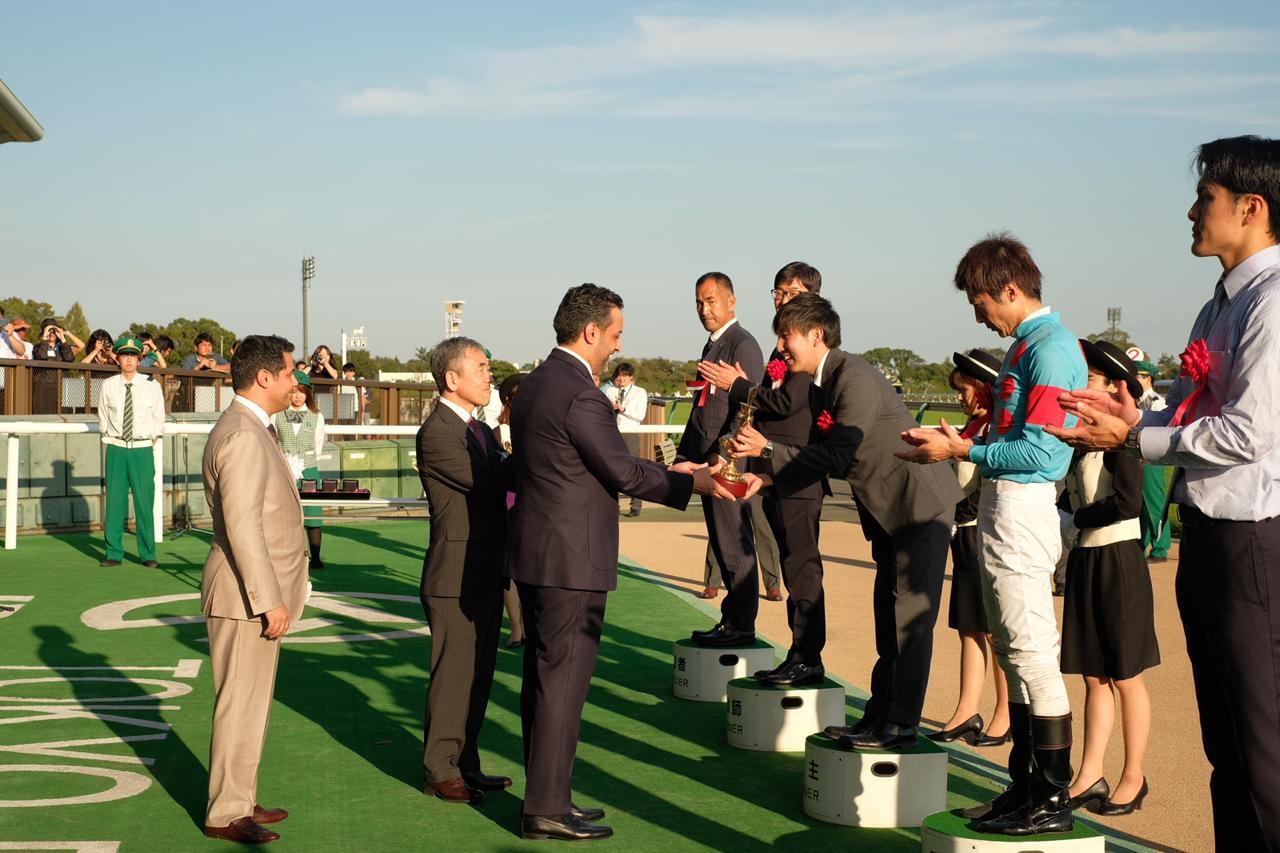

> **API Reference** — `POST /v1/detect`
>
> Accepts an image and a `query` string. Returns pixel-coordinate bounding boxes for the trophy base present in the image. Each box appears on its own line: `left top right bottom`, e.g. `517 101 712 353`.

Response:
712 473 751 498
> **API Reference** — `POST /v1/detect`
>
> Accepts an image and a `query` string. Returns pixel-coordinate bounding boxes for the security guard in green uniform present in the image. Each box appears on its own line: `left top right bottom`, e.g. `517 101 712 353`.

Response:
97 335 166 567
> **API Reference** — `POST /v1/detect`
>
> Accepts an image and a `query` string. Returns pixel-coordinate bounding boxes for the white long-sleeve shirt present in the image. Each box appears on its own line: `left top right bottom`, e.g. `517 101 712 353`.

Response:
98 373 166 445
604 383 649 430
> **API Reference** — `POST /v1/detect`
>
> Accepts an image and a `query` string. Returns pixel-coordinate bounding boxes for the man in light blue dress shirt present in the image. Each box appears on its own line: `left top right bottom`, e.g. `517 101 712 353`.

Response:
1050 135 1280 851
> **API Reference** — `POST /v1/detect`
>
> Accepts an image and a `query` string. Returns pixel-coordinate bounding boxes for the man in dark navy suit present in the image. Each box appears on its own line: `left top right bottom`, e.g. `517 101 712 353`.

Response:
507 283 756 841
698 261 830 684
678 271 767 648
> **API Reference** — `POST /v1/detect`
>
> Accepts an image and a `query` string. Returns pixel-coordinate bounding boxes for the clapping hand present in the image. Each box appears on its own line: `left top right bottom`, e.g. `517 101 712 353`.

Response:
896 418 971 463
697 359 747 392
1044 383 1139 451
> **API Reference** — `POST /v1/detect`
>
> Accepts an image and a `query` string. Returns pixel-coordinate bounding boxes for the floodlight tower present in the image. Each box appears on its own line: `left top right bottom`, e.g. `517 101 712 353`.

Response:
1107 307 1121 338
302 255 316 355
444 301 465 339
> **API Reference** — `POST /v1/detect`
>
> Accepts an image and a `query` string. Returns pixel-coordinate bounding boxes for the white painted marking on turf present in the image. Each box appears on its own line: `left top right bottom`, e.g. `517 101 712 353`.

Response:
0 764 151 807
79 591 430 643
0 660 202 679
0 677 192 704
0 843 121 852
0 708 174 728
0 734 166 765
0 596 31 619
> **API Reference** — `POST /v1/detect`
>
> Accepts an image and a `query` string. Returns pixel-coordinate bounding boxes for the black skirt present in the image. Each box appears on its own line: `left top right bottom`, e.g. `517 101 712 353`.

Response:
948 525 989 633
1061 539 1161 679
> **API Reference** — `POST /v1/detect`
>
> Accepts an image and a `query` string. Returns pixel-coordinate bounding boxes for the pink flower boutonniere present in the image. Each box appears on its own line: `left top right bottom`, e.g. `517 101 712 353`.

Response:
766 358 787 384
816 410 834 433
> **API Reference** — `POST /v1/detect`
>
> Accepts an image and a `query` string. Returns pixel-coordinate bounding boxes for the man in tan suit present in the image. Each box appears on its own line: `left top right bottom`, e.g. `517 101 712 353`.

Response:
201 334 309 845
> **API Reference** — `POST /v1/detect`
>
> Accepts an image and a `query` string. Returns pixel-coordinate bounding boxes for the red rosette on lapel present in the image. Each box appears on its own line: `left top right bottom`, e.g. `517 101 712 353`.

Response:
766 358 787 387
1170 338 1210 426
816 410 834 434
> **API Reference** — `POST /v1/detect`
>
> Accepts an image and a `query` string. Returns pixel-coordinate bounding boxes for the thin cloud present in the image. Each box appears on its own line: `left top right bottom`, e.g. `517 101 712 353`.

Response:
337 7 1272 120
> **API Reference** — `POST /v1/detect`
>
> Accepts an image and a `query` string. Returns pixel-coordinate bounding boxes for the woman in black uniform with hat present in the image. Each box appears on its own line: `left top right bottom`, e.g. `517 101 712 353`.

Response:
1061 340 1159 816
930 349 1011 747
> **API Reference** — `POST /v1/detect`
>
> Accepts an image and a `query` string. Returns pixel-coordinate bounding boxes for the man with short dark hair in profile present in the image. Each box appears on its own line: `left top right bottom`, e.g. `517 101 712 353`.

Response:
731 294 961 752
681 271 767 648
900 233 1086 835
1048 136 1280 849
507 283 755 841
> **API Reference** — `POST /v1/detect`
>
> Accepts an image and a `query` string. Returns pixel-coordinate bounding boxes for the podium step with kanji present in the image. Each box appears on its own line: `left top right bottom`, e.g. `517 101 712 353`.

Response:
672 638 777 702
725 677 844 752
802 733 948 827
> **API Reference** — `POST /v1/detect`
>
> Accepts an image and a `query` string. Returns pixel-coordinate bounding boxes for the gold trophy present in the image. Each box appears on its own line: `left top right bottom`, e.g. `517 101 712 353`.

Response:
711 386 759 498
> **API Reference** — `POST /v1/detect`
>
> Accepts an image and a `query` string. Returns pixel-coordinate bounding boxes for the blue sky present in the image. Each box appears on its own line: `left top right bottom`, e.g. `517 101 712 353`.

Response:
4 1 1279 365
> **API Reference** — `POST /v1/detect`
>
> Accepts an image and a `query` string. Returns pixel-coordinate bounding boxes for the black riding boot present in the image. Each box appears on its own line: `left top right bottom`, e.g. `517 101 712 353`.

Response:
979 712 1074 836
959 702 1030 820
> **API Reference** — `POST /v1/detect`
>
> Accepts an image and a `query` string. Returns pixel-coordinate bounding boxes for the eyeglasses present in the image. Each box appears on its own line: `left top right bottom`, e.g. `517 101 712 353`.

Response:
770 288 806 299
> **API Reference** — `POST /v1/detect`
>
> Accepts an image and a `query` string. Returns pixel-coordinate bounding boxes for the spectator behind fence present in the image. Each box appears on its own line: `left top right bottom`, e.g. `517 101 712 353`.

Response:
342 362 370 424
603 363 649 517
81 328 118 365
31 318 86 414
0 314 31 415
140 334 174 369
306 345 339 380
181 332 230 373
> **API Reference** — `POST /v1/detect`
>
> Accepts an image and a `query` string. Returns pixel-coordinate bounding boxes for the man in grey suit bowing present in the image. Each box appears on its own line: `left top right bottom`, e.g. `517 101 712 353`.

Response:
201 334 308 845
507 283 756 841
730 294 962 750
417 336 511 805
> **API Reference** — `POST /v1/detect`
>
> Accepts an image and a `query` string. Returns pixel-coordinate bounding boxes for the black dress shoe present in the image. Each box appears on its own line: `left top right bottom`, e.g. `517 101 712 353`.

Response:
521 813 613 841
1066 777 1110 813
823 714 877 740
927 713 983 745
505 636 526 649
690 623 756 648
570 803 605 822
756 660 825 686
838 721 918 751
462 772 513 791
1098 777 1148 816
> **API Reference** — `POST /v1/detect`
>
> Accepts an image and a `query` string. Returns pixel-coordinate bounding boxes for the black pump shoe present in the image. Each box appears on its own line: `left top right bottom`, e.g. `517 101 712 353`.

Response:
928 713 983 745
1098 778 1148 816
975 728 1011 747
1067 777 1110 813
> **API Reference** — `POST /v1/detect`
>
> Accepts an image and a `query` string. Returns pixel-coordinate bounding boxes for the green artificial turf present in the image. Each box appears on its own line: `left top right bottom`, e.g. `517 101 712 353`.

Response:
0 522 1153 851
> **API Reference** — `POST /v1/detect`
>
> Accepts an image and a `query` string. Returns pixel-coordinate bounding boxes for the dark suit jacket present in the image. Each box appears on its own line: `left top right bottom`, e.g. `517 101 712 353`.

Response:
506 348 694 592
768 348 963 537
417 403 509 599
677 320 765 463
730 351 826 500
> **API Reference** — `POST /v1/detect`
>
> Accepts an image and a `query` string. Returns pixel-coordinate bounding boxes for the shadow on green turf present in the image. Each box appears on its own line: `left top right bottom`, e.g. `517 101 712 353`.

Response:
34 624 211 830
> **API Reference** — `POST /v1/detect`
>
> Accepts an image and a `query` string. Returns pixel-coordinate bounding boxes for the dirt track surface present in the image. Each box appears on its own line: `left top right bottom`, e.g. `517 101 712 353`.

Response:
620 496 1205 853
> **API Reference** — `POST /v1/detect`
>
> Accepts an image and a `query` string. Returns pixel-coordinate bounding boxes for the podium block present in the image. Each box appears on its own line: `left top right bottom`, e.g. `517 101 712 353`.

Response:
920 810 1104 852
725 677 845 752
672 638 776 702
803 733 947 828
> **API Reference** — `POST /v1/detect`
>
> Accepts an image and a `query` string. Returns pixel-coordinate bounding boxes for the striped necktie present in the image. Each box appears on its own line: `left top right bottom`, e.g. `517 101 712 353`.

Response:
122 383 134 442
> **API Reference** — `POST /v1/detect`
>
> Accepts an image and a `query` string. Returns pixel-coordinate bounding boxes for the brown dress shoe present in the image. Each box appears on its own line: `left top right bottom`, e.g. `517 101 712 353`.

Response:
252 804 288 824
697 587 718 599
204 817 280 844
765 587 783 601
144 560 160 568
425 777 482 804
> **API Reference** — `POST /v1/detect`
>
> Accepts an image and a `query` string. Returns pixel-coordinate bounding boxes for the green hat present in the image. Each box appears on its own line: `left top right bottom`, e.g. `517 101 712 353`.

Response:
292 369 312 387
1135 360 1157 375
113 335 143 356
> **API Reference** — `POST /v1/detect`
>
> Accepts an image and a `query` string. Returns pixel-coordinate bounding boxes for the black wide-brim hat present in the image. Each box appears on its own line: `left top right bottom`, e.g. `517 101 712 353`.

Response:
953 349 1001 385
1079 339 1142 399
